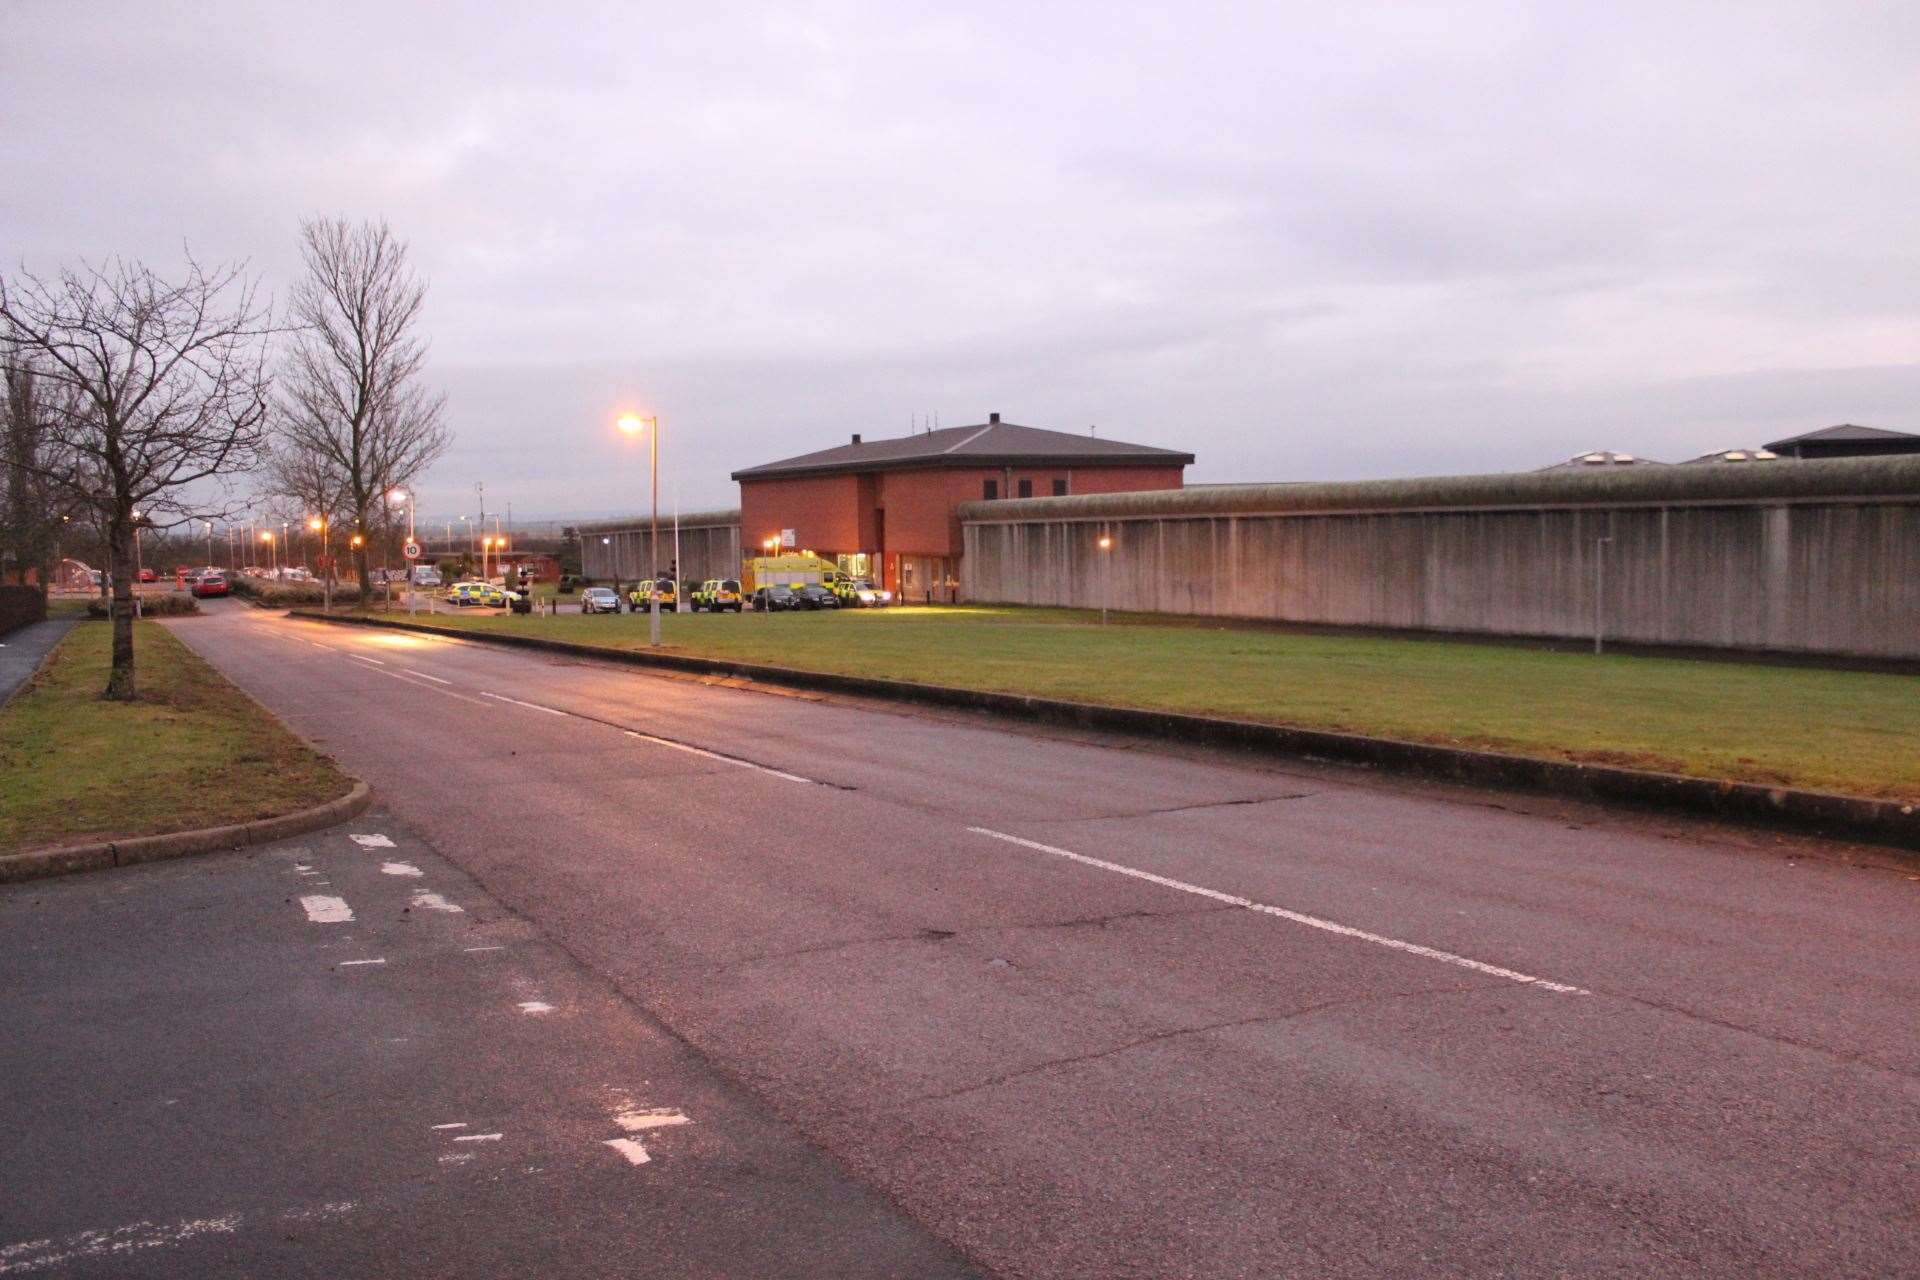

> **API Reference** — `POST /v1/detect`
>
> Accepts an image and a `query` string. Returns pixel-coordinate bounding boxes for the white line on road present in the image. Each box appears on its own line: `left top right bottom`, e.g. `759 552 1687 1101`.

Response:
614 1108 690 1133
453 1133 503 1143
348 654 386 666
517 1001 554 1015
380 861 423 877
462 945 505 953
410 890 464 914
337 959 386 967
479 691 567 716
621 729 811 783
602 1138 652 1166
966 827 1589 996
350 833 395 849
0 1215 239 1275
430 1123 467 1130
298 895 354 924
400 669 453 684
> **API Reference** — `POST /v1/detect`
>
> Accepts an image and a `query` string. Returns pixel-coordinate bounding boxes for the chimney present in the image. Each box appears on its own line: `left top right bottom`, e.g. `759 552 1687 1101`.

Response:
989 412 1000 424
851 433 862 445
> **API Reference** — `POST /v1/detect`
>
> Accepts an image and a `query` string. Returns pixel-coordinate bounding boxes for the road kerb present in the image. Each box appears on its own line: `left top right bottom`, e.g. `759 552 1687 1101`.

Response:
0 781 372 885
287 609 1920 856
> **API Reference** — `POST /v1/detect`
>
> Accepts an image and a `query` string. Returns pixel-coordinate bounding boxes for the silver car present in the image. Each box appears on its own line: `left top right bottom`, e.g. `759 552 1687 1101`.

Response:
580 586 621 614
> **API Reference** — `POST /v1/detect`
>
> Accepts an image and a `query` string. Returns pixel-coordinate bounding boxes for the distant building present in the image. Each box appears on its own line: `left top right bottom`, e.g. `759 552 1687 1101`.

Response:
1685 448 1782 464
733 413 1192 601
1763 424 1920 460
1540 450 1664 470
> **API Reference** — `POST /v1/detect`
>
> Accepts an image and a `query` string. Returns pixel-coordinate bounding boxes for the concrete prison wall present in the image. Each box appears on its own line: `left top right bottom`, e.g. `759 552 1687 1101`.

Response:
958 457 1920 659
580 511 741 584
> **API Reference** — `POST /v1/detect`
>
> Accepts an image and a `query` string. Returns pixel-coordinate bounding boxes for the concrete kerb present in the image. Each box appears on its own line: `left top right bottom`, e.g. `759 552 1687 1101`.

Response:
0 781 372 885
289 610 1920 856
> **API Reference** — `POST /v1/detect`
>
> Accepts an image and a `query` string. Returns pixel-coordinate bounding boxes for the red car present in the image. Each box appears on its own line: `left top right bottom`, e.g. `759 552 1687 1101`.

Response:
137 567 157 583
191 572 230 598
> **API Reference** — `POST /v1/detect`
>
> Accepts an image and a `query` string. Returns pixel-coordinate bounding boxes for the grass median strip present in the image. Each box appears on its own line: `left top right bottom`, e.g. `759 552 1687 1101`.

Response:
0 620 353 856
359 604 1920 801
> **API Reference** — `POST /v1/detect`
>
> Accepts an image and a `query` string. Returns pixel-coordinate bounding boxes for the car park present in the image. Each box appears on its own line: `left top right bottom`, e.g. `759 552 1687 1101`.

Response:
580 586 621 614
751 585 798 612
690 578 743 612
792 584 840 610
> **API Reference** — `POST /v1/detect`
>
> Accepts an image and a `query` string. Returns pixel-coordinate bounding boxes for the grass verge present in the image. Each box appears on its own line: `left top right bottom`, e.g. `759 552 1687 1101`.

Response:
0 621 353 855
360 604 1920 801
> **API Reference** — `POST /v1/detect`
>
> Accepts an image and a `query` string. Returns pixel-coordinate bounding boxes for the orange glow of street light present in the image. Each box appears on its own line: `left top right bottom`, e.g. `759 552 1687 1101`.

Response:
617 413 649 435
259 531 273 543
308 517 323 531
1097 534 1113 550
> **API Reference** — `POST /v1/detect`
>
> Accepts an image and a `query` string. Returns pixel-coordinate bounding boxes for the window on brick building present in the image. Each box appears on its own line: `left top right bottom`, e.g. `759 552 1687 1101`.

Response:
983 479 998 500
1018 478 1033 498
1052 479 1068 496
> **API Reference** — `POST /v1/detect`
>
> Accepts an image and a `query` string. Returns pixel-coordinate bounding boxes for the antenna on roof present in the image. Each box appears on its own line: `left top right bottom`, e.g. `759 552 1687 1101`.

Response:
1090 424 1097 437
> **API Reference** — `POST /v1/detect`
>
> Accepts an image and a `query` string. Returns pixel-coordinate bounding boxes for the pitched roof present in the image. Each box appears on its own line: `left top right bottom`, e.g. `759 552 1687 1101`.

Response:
1539 450 1666 470
732 417 1193 481
1764 423 1920 449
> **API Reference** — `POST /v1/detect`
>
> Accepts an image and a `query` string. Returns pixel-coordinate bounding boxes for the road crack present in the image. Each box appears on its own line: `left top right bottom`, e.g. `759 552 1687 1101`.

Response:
906 983 1486 1106
1029 793 1316 823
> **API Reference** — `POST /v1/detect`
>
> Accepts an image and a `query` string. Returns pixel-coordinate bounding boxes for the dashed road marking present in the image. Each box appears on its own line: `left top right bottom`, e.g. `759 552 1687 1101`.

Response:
602 1138 652 1166
380 862 423 877
411 891 463 914
338 959 386 967
299 895 353 924
463 945 505 953
453 1133 502 1143
614 1108 690 1133
622 730 811 783
350 834 395 849
966 827 1590 996
517 1001 554 1015
347 654 386 666
480 691 567 716
430 1123 467 1131
400 670 453 684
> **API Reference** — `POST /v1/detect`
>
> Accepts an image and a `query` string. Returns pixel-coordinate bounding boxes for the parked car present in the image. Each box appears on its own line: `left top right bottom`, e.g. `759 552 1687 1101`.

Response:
191 572 229 598
627 577 677 613
579 586 621 614
752 585 798 611
449 581 506 607
410 566 442 588
137 566 156 583
689 579 744 612
792 584 841 610
835 577 891 607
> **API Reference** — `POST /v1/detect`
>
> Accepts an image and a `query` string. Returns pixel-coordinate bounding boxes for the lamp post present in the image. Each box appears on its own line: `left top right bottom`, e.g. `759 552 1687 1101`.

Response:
391 488 415 616
310 517 329 611
205 519 214 567
261 530 276 575
761 535 779 615
618 413 662 646
1097 530 1114 626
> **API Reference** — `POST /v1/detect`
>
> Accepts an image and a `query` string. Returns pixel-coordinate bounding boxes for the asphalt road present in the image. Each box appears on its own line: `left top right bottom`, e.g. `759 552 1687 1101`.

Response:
150 600 1920 1278
0 812 978 1279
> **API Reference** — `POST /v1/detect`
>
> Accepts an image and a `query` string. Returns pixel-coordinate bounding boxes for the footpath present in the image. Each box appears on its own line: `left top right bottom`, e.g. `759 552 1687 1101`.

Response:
0 617 77 705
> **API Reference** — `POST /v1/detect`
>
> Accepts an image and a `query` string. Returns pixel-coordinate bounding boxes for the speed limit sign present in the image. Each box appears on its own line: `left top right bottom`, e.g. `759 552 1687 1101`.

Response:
403 541 422 561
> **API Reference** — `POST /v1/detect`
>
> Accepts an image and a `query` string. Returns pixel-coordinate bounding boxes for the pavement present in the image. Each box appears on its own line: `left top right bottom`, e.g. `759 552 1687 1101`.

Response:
0 811 980 1279
0 616 78 704
10 596 1918 1278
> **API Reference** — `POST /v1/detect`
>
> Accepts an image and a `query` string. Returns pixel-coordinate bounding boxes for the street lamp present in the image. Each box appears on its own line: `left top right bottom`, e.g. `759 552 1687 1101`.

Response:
617 413 662 646
260 530 276 574
309 516 332 611
761 535 780 615
391 488 416 616
1097 531 1114 626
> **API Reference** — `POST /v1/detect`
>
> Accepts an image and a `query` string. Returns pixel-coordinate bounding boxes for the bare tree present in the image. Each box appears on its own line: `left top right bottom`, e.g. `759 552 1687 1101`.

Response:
0 254 272 697
279 218 449 605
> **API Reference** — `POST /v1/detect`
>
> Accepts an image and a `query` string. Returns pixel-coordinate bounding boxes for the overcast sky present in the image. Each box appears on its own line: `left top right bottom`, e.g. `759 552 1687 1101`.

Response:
6 1 1918 520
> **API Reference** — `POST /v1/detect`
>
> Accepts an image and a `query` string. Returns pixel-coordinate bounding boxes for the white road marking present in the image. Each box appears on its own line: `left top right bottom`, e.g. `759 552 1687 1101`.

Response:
338 958 386 967
438 1152 475 1166
430 1122 468 1130
621 730 811 784
410 890 464 914
966 827 1590 996
0 1215 239 1275
400 670 453 684
363 664 491 705
614 1107 690 1133
307 642 334 651
602 1138 652 1166
453 1133 502 1143
380 861 423 877
479 691 567 716
348 654 386 666
350 833 395 849
517 1001 554 1015
462 945 505 953
299 895 354 924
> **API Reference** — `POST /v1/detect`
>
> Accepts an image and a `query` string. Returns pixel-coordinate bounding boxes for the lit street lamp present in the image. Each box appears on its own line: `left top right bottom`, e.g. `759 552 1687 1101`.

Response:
260 529 276 574
617 413 662 647
1097 530 1114 626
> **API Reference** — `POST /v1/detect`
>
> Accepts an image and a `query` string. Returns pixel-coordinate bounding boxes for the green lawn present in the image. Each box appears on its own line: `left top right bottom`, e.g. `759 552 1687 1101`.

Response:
374 604 1920 801
0 621 354 855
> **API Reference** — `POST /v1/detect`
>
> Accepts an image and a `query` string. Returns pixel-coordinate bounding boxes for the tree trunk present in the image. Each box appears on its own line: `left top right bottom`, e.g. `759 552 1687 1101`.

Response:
105 516 136 700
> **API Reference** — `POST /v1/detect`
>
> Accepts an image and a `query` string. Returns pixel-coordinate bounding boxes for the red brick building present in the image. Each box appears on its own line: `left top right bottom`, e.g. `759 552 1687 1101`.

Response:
733 414 1192 600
